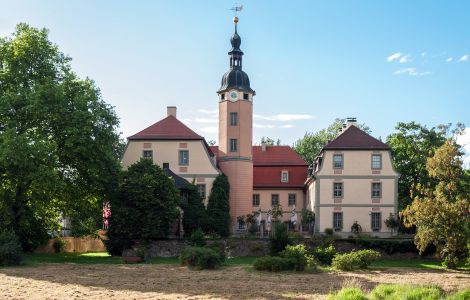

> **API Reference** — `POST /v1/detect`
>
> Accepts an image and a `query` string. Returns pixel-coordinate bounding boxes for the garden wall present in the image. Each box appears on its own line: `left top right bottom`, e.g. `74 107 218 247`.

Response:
35 236 106 254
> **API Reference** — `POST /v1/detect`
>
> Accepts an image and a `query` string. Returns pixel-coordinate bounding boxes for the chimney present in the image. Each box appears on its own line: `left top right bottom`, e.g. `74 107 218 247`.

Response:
167 106 177 117
343 117 357 132
261 142 267 152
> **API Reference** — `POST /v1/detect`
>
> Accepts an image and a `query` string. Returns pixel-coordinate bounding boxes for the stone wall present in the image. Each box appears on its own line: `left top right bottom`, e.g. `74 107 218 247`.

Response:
35 236 106 254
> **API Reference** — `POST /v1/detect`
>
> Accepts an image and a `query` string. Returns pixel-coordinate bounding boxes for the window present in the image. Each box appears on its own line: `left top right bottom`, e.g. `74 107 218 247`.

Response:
230 112 238 126
333 154 343 169
281 171 289 183
371 212 381 231
371 182 381 198
230 139 238 152
252 194 260 206
288 194 296 206
221 94 225 100
372 154 382 169
179 150 189 165
196 184 206 199
238 220 245 230
271 194 279 206
142 150 153 159
243 93 249 100
162 162 169 169
333 182 343 198
333 212 343 231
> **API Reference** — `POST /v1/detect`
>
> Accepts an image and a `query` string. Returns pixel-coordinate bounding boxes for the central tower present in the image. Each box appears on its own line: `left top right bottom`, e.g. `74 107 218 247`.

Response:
217 16 255 231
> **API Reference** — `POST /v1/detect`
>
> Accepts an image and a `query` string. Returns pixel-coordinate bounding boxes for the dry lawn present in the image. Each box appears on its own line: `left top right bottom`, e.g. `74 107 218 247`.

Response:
1 264 469 299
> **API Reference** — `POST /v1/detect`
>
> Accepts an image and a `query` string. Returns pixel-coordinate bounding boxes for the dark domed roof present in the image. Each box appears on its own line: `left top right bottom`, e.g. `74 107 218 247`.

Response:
218 68 254 93
230 32 241 50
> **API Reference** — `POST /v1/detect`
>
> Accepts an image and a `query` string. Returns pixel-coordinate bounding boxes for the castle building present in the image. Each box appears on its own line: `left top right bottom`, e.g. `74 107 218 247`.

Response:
120 17 398 236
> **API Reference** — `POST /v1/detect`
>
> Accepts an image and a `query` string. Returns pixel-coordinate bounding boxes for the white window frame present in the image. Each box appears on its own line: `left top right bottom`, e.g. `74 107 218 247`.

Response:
371 212 381 232
333 212 343 231
372 154 382 169
333 154 343 169
333 182 343 198
179 150 189 165
281 170 289 183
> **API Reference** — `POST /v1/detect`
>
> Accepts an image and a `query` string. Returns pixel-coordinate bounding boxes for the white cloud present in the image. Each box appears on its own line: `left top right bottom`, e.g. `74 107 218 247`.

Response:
399 54 411 63
253 123 275 129
279 124 294 129
387 52 402 62
446 57 453 62
194 118 218 123
394 68 431 76
457 128 470 169
254 114 314 122
197 109 218 115
198 126 218 134
179 118 192 125
458 54 469 62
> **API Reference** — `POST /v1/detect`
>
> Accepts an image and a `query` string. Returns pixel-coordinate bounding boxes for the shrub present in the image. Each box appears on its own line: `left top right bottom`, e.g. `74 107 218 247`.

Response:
179 246 223 269
351 221 362 234
369 284 443 300
253 256 293 272
288 232 304 240
313 244 337 265
206 242 226 262
446 288 470 300
0 229 23 266
279 244 313 271
332 249 381 271
327 287 367 300
269 222 290 255
53 237 67 253
324 228 334 236
189 228 206 247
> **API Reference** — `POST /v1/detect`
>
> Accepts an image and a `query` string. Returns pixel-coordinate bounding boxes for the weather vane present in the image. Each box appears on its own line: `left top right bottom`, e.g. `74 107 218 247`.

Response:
230 4 243 17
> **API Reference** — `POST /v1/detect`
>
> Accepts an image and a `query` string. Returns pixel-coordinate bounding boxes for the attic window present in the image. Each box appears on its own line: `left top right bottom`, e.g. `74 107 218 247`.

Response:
221 94 225 100
243 93 249 100
281 170 289 183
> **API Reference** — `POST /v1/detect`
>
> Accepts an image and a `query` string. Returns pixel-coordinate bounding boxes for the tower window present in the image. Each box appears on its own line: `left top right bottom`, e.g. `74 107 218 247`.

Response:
243 93 249 100
230 112 238 126
230 139 238 152
221 94 225 100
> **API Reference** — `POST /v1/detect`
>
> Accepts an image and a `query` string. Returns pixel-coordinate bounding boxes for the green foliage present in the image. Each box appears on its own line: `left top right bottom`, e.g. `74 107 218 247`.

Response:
189 228 206 247
384 214 399 233
351 221 362 234
0 24 121 250
332 249 381 271
293 118 371 165
279 244 315 271
269 222 290 255
205 242 226 262
301 208 315 225
106 159 180 255
327 287 367 300
179 246 224 269
0 229 23 266
401 141 470 269
369 284 443 300
446 288 470 300
260 136 281 146
206 174 231 237
52 237 67 253
313 244 337 265
181 184 207 235
324 228 334 236
252 256 293 272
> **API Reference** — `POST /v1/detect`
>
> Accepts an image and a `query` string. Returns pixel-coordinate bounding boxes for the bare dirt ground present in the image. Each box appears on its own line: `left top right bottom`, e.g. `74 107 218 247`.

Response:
1 264 469 300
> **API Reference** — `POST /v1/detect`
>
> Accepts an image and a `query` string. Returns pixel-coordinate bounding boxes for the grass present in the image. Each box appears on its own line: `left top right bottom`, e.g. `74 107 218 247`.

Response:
371 258 443 270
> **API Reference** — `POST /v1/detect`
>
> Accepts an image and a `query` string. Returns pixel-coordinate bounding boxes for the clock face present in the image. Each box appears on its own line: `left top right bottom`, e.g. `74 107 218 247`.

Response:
229 90 238 101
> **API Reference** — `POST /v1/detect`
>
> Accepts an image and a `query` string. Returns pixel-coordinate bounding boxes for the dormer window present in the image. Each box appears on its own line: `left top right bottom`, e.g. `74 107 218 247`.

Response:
281 170 289 183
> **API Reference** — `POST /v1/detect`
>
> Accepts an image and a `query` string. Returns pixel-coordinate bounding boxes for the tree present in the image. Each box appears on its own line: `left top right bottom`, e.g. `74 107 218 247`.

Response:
386 122 450 211
0 24 121 250
181 184 207 235
293 118 370 165
106 159 180 255
207 140 216 146
206 174 230 237
401 141 470 269
260 137 281 146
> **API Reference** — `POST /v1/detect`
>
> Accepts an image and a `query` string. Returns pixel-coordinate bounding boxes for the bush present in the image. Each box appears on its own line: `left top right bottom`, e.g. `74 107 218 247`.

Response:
279 244 313 271
446 288 470 300
327 287 367 300
253 256 293 272
332 249 381 271
288 232 304 240
179 246 224 269
369 284 443 300
189 228 206 247
269 222 290 255
324 228 334 236
313 244 337 265
0 229 23 266
53 237 67 253
206 242 226 262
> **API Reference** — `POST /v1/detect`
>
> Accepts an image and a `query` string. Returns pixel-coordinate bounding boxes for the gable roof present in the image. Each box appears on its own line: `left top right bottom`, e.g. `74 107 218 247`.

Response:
323 125 390 150
128 115 203 140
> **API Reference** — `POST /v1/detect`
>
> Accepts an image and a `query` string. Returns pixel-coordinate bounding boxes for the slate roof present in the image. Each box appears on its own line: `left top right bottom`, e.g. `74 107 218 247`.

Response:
323 125 390 150
163 168 191 190
128 115 203 140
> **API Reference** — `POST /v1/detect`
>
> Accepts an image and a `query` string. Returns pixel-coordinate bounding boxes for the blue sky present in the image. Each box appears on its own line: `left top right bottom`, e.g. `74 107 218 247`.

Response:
1 1 469 163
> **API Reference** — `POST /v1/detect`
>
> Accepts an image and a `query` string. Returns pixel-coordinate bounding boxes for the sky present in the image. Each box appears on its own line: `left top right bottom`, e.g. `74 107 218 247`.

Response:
1 1 469 165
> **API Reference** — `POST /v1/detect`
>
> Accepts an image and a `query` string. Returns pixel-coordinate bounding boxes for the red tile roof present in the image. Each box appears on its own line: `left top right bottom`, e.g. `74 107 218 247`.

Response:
128 115 203 140
323 125 390 150
253 166 307 188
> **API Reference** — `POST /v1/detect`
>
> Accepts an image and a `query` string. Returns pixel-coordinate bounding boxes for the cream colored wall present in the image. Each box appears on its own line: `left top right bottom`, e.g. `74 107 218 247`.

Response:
121 140 219 203
317 150 398 176
252 189 305 223
318 206 395 235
